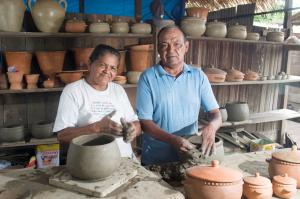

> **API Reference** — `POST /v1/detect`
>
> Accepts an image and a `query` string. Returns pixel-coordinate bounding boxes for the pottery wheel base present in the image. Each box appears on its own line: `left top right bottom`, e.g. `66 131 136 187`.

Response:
49 158 138 197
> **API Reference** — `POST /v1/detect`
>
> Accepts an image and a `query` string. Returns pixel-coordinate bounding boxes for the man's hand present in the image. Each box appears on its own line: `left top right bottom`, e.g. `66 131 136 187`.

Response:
120 118 137 143
201 123 217 157
170 135 195 152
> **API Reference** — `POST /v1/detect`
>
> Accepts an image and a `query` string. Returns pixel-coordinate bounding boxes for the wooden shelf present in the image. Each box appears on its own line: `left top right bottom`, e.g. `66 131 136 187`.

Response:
0 137 58 149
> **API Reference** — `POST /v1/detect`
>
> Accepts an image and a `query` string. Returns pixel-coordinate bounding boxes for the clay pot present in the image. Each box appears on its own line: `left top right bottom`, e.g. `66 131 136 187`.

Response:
113 75 127 85
73 48 94 70
7 72 23 90
186 7 209 20
244 70 259 81
219 107 228 122
247 32 260 41
225 102 250 122
131 23 152 34
272 173 297 199
184 160 243 199
0 0 26 32
0 125 25 142
43 79 55 88
129 44 153 72
65 18 87 33
25 74 39 89
205 20 227 38
204 67 227 83
243 173 272 199
153 19 175 30
268 145 300 188
36 51 66 79
227 23 247 40
67 134 121 180
181 17 206 37
89 21 110 33
118 50 126 75
111 21 129 34
5 51 32 75
226 68 245 82
266 32 284 42
31 121 54 139
28 0 67 33
127 71 142 84
57 71 84 84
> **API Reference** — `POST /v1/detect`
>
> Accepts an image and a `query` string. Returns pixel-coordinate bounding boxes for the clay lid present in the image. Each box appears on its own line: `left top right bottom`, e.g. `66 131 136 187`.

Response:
186 160 243 183
272 145 300 164
66 18 86 24
273 173 297 185
243 173 271 186
207 20 226 26
204 67 227 75
227 68 245 76
245 70 258 76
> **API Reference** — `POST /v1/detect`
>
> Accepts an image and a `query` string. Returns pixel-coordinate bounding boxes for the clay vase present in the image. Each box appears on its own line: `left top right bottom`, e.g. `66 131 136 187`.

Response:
73 48 94 70
31 121 54 139
7 72 23 90
28 0 67 33
0 0 26 32
205 20 227 38
153 19 175 31
118 50 126 75
129 44 153 72
243 173 273 199
272 173 297 199
0 125 25 142
225 102 250 122
181 17 206 37
5 51 32 75
67 134 121 180
36 51 66 79
184 160 243 199
25 74 39 89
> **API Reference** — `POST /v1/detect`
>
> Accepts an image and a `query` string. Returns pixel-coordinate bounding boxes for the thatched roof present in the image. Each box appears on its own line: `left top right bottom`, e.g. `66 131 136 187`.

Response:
186 0 277 12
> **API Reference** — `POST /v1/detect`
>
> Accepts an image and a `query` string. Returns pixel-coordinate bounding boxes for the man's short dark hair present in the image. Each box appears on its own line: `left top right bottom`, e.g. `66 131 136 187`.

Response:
89 44 120 63
157 25 187 42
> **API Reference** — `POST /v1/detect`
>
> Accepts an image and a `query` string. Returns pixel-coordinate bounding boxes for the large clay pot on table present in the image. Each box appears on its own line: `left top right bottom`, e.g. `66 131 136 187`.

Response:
73 48 94 70
181 17 206 37
0 0 26 32
67 134 121 180
129 44 153 72
243 172 273 199
225 102 250 122
28 0 67 33
183 160 243 199
5 51 32 75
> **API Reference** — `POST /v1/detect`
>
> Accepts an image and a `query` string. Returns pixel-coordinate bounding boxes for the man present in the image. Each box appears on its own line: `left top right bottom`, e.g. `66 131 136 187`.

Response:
136 25 222 165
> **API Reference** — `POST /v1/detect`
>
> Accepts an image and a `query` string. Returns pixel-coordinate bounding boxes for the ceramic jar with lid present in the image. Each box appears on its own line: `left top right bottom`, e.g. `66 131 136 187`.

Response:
89 20 110 33
65 18 87 33
131 22 152 34
243 172 272 199
226 68 245 82
183 160 243 199
272 173 297 199
205 20 227 38
111 21 129 34
227 23 247 40
268 145 300 188
244 70 259 81
246 32 260 41
181 17 206 37
266 31 284 42
203 66 227 83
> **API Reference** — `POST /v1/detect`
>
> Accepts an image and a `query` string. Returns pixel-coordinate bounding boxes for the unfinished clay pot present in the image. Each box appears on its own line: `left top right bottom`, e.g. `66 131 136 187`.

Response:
266 32 284 42
225 102 249 122
5 51 32 75
227 23 247 40
243 173 272 199
226 68 245 82
246 32 260 41
25 74 39 89
7 72 23 90
272 173 297 199
73 48 94 70
204 67 227 83
67 134 121 180
244 70 259 81
268 145 300 188
129 44 153 72
31 121 54 139
131 22 152 34
181 17 206 37
118 50 126 75
205 20 227 38
36 51 66 79
65 18 87 33
184 160 243 199
0 0 26 32
28 0 67 33
57 71 85 84
127 71 142 84
0 125 25 142
186 7 209 20
111 21 129 34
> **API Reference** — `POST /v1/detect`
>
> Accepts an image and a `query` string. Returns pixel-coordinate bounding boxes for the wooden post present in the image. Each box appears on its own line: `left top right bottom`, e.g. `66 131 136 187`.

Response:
283 0 293 37
79 0 84 13
135 0 142 22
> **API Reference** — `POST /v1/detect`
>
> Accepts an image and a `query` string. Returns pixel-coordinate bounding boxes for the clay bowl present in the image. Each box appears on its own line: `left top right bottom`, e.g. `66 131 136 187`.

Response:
127 71 142 84
67 134 121 180
0 125 25 142
72 48 94 70
244 70 259 81
186 7 209 19
31 121 54 139
5 51 32 75
243 173 273 199
57 70 86 84
225 102 250 122
272 173 297 199
25 74 40 89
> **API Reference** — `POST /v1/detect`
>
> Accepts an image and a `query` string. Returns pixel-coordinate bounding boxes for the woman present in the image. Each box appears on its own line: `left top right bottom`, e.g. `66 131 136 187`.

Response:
53 44 141 158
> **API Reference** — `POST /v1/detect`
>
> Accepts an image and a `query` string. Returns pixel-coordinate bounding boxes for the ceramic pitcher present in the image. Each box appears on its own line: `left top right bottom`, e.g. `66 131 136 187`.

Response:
28 0 67 33
0 0 26 32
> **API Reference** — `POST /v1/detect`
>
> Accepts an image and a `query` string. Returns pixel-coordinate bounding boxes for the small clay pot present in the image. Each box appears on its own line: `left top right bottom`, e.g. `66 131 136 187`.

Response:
127 71 142 84
65 18 87 33
243 173 272 199
226 68 245 82
204 67 227 83
219 107 228 122
25 74 39 89
131 22 152 34
89 21 110 33
72 47 94 70
225 102 250 122
153 19 175 30
111 21 129 34
205 20 227 38
5 51 32 75
7 72 23 90
57 71 85 84
266 32 284 42
246 32 260 41
244 70 259 81
31 121 54 139
0 125 25 142
181 17 206 37
43 79 55 88
272 173 297 199
186 7 209 20
227 23 247 40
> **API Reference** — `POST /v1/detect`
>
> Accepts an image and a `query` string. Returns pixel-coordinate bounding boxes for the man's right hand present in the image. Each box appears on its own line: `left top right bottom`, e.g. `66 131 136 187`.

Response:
170 135 195 152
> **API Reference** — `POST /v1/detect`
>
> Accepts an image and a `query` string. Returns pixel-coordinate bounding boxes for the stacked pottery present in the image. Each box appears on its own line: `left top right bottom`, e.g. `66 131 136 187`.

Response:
226 68 245 82
25 74 39 89
5 51 32 75
205 20 227 38
28 0 67 33
243 172 273 199
181 7 208 37
131 22 152 34
73 48 94 70
272 173 297 199
227 23 247 40
203 66 227 83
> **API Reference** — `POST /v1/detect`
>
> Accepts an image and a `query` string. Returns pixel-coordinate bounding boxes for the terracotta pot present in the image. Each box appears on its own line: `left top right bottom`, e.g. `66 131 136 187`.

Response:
5 51 32 75
111 22 129 34
243 173 272 199
89 21 110 33
118 50 126 75
181 17 206 37
129 44 153 72
73 48 94 70
36 51 66 79
205 20 227 38
244 70 259 81
43 79 55 88
225 102 249 122
184 160 243 199
28 0 67 33
127 71 142 84
272 173 297 199
67 134 121 180
7 72 23 90
0 0 26 32
25 74 39 89
247 32 260 41
219 107 228 122
31 121 54 139
226 68 245 82
131 23 152 34
266 32 284 42
0 125 25 142
268 145 300 188
186 7 209 20
65 18 87 33
57 71 84 84
204 67 227 83
227 23 247 40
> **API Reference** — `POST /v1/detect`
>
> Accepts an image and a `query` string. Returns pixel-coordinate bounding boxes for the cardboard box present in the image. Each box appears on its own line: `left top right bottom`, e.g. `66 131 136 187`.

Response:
250 139 277 152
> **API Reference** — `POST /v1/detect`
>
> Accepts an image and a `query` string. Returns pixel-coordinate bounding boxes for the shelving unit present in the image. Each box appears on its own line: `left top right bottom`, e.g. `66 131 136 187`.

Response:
0 137 58 149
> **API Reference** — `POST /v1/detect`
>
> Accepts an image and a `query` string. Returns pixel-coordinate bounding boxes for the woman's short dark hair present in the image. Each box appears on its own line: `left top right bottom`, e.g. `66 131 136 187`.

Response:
89 44 120 63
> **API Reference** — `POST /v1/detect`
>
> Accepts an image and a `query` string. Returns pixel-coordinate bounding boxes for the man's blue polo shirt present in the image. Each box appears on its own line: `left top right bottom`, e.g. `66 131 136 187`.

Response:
136 63 219 165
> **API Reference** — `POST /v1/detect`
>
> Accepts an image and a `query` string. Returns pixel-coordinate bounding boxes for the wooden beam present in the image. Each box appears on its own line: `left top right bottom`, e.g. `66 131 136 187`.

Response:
135 0 142 22
283 0 293 35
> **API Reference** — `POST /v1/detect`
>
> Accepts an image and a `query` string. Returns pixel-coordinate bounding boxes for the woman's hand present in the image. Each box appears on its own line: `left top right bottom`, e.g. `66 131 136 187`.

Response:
90 110 123 135
120 118 137 143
